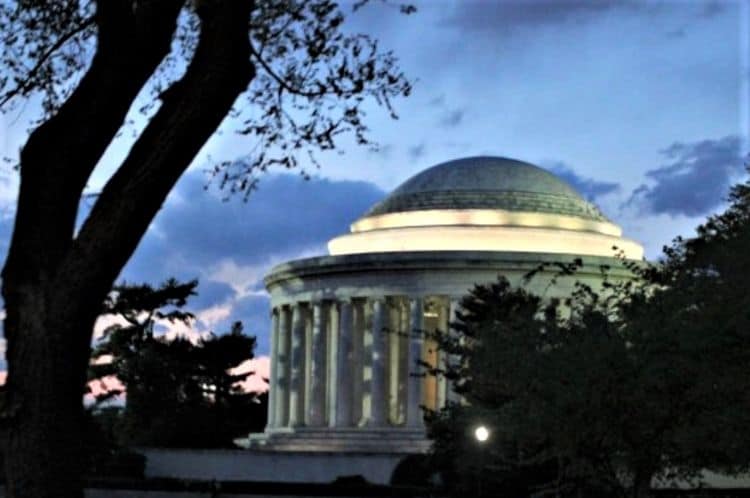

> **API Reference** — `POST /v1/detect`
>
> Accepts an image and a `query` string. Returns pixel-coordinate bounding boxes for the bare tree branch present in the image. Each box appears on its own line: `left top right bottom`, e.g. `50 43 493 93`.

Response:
249 41 325 98
0 16 95 109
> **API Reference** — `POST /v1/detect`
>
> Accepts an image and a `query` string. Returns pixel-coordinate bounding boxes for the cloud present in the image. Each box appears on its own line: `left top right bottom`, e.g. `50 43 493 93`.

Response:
117 170 386 353
625 135 745 217
441 0 723 38
128 171 383 277
408 143 426 160
543 161 620 201
196 303 233 329
219 293 272 339
698 1 727 18
85 375 126 406
0 170 382 361
443 0 636 33
190 280 236 311
231 356 270 393
428 94 446 108
0 211 14 262
367 143 394 159
0 170 18 215
93 314 130 340
439 109 465 128
665 27 686 39
206 259 269 299
83 356 270 408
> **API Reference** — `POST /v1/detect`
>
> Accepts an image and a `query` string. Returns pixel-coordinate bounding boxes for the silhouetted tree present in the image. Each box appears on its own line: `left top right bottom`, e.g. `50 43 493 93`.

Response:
90 280 266 448
427 174 750 498
0 1 412 496
81 407 146 479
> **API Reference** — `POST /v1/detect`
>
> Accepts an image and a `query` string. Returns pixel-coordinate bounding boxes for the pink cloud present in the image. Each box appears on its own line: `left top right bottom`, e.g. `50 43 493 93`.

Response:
0 354 269 407
93 313 130 339
85 375 126 406
231 356 270 394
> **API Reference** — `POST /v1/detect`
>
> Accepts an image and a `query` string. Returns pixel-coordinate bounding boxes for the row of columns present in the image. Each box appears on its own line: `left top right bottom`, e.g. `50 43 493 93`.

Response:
266 297 461 430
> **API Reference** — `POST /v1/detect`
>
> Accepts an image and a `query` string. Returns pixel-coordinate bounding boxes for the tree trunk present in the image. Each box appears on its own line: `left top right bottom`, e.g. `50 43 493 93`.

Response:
1 1 253 497
1 3 184 496
3 284 97 498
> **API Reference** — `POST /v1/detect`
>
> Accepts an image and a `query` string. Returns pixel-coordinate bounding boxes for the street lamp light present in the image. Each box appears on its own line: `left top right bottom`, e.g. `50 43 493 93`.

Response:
473 425 490 497
474 425 489 443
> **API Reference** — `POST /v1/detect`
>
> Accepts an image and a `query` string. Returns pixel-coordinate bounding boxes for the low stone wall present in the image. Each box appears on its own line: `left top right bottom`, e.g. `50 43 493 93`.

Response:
139 448 406 485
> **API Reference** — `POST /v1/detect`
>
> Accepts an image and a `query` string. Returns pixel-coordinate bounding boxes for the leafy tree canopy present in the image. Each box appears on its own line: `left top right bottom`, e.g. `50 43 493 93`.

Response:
428 174 750 498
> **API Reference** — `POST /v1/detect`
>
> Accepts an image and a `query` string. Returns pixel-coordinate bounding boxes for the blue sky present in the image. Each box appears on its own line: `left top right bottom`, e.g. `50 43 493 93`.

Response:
0 0 748 358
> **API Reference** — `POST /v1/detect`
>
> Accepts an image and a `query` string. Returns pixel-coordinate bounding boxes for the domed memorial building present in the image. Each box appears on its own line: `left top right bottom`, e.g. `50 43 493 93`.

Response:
251 156 643 453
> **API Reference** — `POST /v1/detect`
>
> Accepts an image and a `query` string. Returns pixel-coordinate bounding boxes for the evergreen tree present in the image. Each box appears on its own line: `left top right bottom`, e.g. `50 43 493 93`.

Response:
90 280 266 448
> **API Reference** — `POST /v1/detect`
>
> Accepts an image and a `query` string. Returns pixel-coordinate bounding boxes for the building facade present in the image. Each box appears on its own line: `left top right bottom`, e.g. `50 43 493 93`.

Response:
250 156 643 454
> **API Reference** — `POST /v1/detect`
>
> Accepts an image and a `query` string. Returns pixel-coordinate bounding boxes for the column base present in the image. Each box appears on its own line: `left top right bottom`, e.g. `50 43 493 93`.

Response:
240 426 431 454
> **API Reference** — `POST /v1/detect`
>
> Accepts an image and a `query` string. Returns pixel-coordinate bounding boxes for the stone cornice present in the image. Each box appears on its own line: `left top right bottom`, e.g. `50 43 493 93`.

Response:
265 250 641 289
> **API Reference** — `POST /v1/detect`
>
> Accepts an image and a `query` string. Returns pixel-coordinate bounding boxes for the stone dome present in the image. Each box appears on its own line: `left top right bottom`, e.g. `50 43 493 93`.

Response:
365 156 608 222
328 155 644 260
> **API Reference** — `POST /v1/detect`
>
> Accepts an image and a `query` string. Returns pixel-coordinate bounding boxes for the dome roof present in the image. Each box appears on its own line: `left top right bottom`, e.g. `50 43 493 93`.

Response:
365 156 608 222
327 155 644 260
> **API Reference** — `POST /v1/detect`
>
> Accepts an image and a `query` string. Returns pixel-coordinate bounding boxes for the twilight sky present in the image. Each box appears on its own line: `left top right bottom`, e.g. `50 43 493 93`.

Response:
0 0 748 365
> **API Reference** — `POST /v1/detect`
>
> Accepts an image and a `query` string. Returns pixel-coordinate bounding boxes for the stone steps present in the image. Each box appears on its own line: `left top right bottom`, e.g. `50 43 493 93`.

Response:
247 427 431 454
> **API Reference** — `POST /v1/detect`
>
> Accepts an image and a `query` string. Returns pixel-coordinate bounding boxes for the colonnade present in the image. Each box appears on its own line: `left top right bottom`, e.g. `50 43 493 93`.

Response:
265 296 461 430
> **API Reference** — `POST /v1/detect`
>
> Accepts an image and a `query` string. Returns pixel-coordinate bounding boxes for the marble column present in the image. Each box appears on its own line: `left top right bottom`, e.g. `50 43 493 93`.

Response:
274 306 290 427
387 300 402 425
406 297 424 428
308 302 327 426
397 300 409 424
288 303 306 427
303 310 313 422
334 300 354 426
326 303 340 427
447 299 461 405
267 309 279 428
351 302 365 424
370 297 387 427
436 302 448 410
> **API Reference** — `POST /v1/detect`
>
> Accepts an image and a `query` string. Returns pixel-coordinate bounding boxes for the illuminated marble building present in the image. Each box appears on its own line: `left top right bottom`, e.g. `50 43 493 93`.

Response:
253 156 643 453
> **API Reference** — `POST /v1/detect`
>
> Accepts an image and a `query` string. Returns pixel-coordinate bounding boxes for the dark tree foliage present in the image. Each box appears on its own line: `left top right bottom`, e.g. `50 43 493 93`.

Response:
0 1 412 496
427 174 750 498
89 280 266 448
80 407 146 479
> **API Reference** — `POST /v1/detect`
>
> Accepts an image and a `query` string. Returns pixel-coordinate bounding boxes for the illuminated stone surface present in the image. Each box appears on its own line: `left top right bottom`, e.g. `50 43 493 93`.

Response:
365 156 607 220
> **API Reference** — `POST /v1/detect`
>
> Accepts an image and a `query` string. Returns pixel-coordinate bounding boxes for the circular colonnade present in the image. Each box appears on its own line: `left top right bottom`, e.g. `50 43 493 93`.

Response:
250 156 643 453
